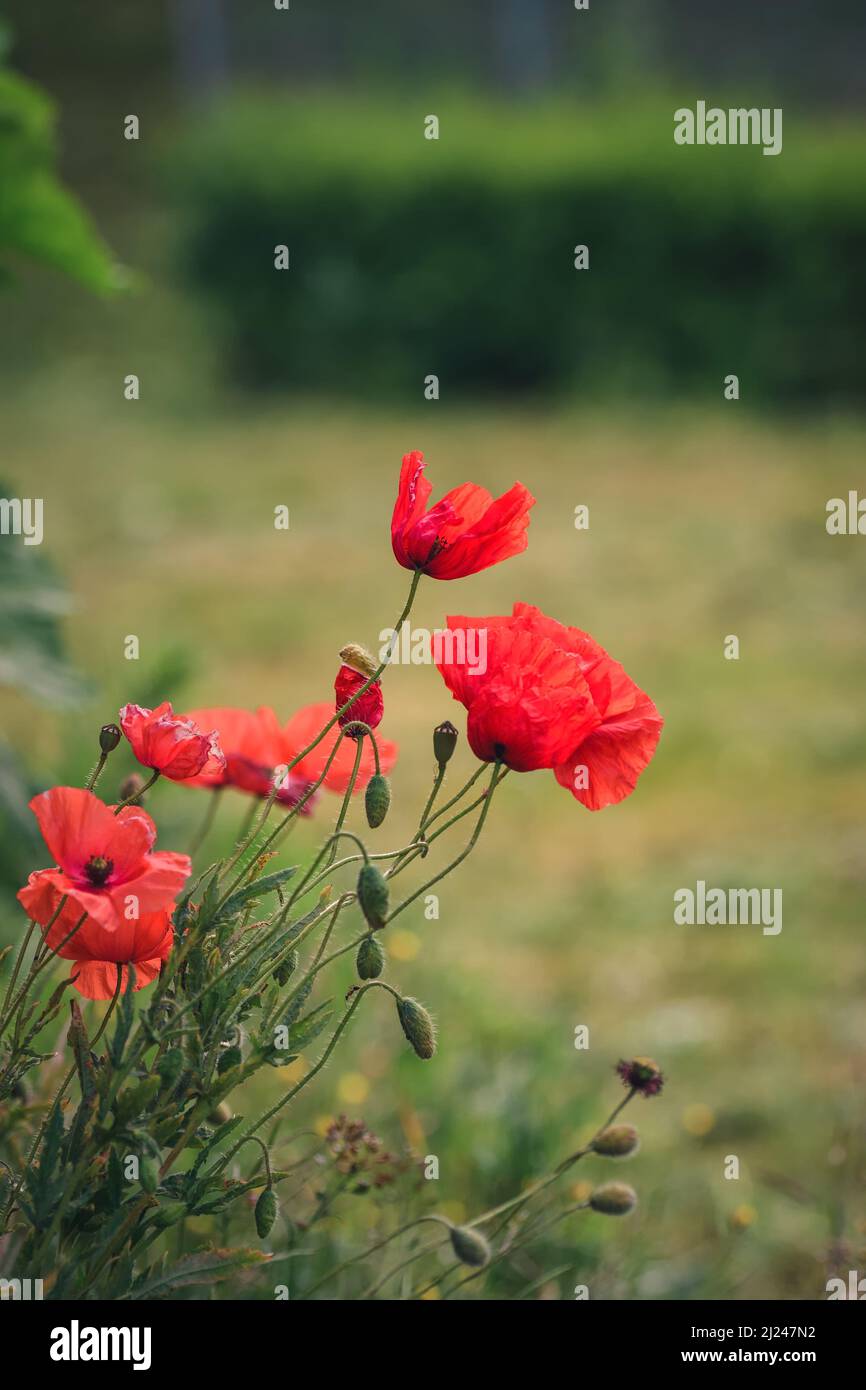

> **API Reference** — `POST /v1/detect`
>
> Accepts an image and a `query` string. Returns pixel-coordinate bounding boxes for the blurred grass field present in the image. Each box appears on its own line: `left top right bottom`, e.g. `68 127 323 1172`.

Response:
3 379 865 1297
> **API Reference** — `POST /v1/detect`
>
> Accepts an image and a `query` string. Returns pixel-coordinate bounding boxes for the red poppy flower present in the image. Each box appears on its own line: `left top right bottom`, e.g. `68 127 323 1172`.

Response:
18 786 191 931
334 666 384 738
18 876 173 999
283 702 398 794
434 603 662 809
119 702 225 782
182 706 316 810
391 450 535 579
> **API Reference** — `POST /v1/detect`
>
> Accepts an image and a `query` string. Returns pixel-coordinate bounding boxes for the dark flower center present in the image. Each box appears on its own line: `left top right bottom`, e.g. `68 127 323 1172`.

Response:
84 855 113 886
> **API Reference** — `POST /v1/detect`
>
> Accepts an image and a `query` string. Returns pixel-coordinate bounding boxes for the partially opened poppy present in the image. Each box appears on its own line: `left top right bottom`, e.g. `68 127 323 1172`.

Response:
435 603 662 809
120 702 225 782
182 706 316 810
334 666 384 737
18 876 173 999
18 786 192 931
391 450 535 580
283 702 398 794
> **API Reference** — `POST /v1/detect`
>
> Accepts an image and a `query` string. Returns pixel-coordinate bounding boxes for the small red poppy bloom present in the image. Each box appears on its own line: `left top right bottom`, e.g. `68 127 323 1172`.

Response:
183 706 316 810
435 603 662 809
391 450 535 580
334 666 384 738
120 702 225 782
18 786 191 931
283 702 397 794
19 877 173 999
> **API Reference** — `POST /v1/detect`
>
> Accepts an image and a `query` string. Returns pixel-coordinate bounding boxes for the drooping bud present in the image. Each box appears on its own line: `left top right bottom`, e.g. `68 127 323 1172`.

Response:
396 995 436 1060
592 1124 640 1159
365 773 391 829
99 723 122 753
433 720 459 767
449 1224 490 1267
339 643 378 678
118 772 146 803
255 1186 278 1239
357 862 389 929
207 1101 232 1127
357 935 385 980
589 1182 638 1216
335 664 384 738
273 948 299 986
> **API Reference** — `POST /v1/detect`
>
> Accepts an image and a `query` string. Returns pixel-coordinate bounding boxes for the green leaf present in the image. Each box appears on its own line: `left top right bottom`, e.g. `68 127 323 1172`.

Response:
123 1246 271 1300
219 865 298 919
0 69 121 292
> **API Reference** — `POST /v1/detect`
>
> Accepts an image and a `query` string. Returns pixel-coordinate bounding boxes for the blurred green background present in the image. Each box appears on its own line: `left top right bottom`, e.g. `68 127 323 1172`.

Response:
1 1 865 1299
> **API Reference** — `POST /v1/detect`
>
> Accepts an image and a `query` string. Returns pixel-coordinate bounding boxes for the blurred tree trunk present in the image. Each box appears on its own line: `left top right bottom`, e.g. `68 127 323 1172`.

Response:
169 0 229 104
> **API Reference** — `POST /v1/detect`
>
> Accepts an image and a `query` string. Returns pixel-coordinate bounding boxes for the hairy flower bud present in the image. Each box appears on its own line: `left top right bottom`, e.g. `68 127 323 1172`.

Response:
255 1187 278 1239
357 934 385 980
357 862 389 929
118 772 146 803
139 1157 159 1194
99 723 121 753
365 773 391 829
273 948 299 987
433 720 459 767
589 1182 638 1216
592 1124 640 1159
449 1224 490 1267
396 995 436 1059
339 643 378 678
207 1101 232 1127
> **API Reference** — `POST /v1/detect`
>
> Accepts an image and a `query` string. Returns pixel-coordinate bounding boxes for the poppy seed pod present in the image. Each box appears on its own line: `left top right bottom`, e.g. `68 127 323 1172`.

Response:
589 1182 638 1216
99 723 121 753
365 773 391 829
357 935 385 980
433 720 459 767
255 1187 278 1239
396 995 436 1059
357 862 389 930
449 1224 490 1267
592 1124 640 1158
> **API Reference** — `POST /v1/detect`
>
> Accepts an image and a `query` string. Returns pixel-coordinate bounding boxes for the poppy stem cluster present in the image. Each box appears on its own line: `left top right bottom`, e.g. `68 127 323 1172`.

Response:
0 447 662 1300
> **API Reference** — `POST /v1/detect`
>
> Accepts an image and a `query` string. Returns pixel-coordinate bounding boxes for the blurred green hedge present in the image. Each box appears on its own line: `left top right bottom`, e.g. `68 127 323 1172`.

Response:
166 96 866 406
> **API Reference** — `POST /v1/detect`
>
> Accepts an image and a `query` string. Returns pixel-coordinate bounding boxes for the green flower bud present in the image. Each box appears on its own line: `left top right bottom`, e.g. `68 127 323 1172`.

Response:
255 1187 278 1239
449 1224 490 1267
365 773 391 829
217 1046 242 1075
99 722 121 753
592 1124 640 1159
151 1201 187 1230
157 1050 184 1090
273 948 299 986
357 862 389 930
207 1101 232 1127
433 720 459 767
357 934 385 980
139 1157 159 1194
396 995 436 1060
589 1182 638 1216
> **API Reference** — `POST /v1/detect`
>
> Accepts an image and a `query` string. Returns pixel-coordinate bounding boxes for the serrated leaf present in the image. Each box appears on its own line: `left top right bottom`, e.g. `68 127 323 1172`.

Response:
123 1246 270 1300
219 865 298 919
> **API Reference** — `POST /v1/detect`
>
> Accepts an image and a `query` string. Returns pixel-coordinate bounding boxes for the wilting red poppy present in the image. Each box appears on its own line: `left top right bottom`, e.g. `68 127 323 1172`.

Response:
183 705 316 810
120 702 225 782
391 450 535 580
18 786 191 931
334 666 384 738
283 702 397 794
434 603 662 809
19 877 173 999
